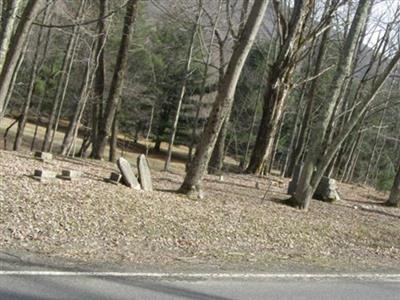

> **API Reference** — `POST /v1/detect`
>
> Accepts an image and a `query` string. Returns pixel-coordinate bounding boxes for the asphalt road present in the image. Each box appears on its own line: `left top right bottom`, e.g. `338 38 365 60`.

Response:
0 275 399 300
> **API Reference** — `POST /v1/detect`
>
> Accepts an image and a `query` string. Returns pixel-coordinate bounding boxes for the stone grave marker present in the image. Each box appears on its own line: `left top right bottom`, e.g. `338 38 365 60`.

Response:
34 151 53 162
117 157 140 190
314 176 341 202
59 170 82 181
33 169 56 182
137 154 153 191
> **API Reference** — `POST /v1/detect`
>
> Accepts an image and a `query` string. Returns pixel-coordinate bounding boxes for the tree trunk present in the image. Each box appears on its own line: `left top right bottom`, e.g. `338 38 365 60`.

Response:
363 90 392 184
246 0 315 175
92 0 139 160
285 4 333 178
179 0 270 197
61 46 93 156
208 118 228 174
42 1 85 152
188 0 222 162
0 30 28 120
0 0 22 74
292 0 400 211
90 0 108 153
0 0 42 117
387 163 400 207
164 6 202 171
13 7 49 151
109 107 119 162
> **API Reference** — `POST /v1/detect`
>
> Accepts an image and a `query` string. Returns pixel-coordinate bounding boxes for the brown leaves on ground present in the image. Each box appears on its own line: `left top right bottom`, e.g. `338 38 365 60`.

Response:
0 150 399 272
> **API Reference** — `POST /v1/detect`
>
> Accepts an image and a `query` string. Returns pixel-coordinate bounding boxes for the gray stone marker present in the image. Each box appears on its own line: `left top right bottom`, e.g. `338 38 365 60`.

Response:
137 154 153 191
117 157 141 190
288 165 340 202
34 151 53 162
59 170 82 181
33 169 56 182
314 176 341 202
105 172 122 185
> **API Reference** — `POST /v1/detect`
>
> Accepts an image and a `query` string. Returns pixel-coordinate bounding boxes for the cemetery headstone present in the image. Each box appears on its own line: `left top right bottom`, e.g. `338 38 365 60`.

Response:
34 151 53 162
117 157 140 190
137 154 153 191
33 169 56 182
59 170 82 181
314 176 341 202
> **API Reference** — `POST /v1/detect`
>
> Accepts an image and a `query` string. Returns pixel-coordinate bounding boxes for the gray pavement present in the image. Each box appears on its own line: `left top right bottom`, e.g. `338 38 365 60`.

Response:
0 275 399 300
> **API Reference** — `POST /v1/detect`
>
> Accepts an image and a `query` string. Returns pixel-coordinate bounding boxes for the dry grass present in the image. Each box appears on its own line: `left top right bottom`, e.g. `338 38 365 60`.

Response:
0 149 399 272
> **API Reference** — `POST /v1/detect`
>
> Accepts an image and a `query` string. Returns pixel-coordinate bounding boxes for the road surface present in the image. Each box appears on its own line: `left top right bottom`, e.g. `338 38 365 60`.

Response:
0 273 399 300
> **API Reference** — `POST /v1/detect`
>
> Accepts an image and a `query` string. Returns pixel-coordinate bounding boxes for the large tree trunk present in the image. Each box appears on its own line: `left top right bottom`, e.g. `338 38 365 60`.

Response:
179 0 270 197
246 0 315 175
92 0 138 160
208 118 228 174
387 163 400 207
109 107 119 162
90 0 108 154
0 31 28 121
0 0 22 74
0 0 42 117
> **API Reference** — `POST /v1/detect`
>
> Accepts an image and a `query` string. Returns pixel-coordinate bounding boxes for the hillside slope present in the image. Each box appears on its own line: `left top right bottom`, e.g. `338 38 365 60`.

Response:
0 150 399 272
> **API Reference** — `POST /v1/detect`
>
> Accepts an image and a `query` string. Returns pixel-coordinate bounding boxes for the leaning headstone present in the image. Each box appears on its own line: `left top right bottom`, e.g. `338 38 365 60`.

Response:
59 170 82 181
34 151 53 162
314 176 341 202
117 157 140 190
287 163 303 195
137 154 153 191
104 172 122 185
33 169 56 182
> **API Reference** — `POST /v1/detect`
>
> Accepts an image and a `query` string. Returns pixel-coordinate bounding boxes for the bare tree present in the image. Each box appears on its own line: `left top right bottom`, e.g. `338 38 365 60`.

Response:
292 0 400 210
164 2 203 171
0 0 43 117
90 0 109 156
92 0 139 160
41 1 85 152
246 0 319 175
179 0 270 197
0 0 23 73
13 5 50 151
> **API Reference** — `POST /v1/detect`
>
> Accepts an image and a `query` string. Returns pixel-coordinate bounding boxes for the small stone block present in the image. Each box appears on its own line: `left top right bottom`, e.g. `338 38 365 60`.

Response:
61 170 82 178
34 169 56 178
105 172 122 185
33 169 56 182
34 151 53 161
59 170 82 181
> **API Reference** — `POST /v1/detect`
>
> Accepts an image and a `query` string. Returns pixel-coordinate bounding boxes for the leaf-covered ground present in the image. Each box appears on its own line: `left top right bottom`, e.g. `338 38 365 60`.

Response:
0 150 399 272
